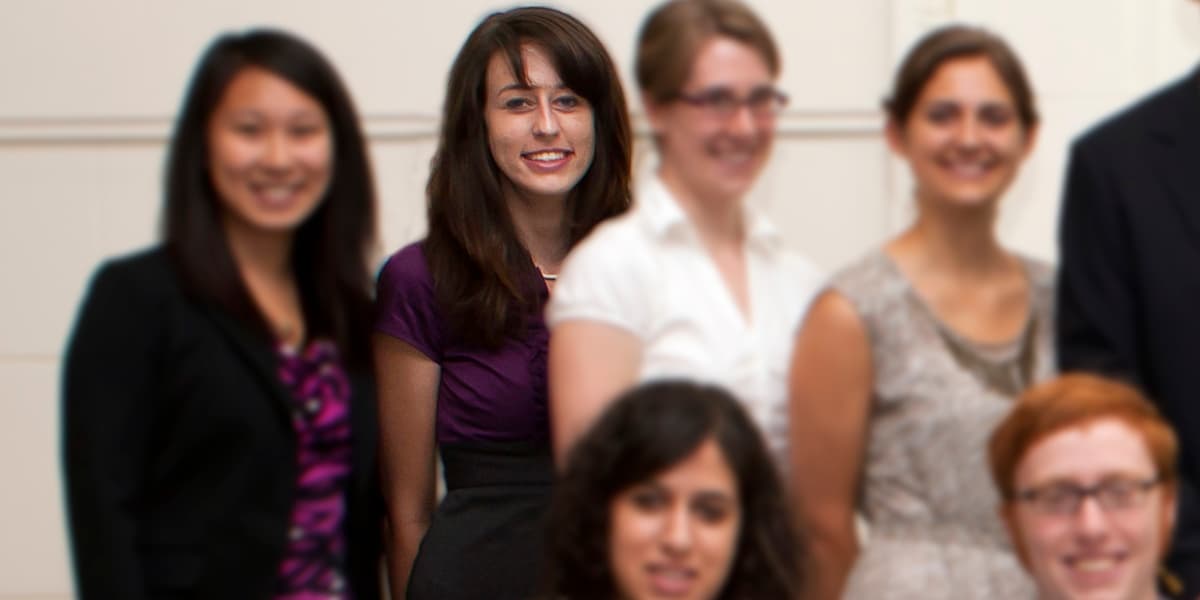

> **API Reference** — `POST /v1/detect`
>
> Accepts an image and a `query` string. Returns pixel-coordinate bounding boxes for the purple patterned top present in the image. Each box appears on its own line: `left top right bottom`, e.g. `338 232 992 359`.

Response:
273 339 353 599
374 242 550 444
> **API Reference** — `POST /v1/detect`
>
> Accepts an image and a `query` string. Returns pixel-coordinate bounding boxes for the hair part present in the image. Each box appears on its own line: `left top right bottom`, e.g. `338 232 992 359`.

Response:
988 372 1179 503
543 379 801 599
635 0 780 104
883 24 1039 131
425 6 632 348
163 28 377 367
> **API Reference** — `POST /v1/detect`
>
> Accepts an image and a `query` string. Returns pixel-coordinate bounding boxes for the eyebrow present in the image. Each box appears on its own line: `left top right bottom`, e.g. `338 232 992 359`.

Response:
496 82 568 95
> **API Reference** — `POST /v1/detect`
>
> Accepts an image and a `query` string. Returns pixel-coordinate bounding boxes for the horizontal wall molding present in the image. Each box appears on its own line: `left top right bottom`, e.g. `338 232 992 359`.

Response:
0 110 882 146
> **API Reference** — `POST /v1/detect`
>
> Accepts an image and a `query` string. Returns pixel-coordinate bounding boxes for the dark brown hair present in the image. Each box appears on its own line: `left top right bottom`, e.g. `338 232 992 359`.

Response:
425 6 632 348
544 380 801 599
635 0 780 103
163 28 376 368
884 24 1039 131
989 373 1179 502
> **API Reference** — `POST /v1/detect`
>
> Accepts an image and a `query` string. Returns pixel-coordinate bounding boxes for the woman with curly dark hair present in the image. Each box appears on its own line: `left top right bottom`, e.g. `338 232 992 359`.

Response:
544 380 801 600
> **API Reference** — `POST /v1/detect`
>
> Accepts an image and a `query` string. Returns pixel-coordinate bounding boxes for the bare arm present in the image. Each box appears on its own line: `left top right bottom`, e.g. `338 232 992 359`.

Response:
788 290 873 600
548 320 642 465
374 333 440 598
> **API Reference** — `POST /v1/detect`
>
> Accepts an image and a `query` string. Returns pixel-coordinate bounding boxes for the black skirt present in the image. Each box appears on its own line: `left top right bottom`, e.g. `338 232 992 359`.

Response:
407 440 554 600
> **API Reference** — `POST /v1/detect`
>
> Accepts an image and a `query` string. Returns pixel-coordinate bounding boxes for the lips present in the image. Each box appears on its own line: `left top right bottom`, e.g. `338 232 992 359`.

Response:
521 148 574 172
646 564 698 597
250 182 307 208
1061 552 1126 588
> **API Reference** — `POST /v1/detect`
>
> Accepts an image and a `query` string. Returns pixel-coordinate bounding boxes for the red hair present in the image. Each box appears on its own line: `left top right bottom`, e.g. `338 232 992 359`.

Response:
988 372 1178 502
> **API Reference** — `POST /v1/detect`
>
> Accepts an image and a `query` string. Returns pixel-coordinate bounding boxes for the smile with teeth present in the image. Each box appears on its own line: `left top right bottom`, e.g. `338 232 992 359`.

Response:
251 182 306 204
1066 554 1123 575
523 150 571 162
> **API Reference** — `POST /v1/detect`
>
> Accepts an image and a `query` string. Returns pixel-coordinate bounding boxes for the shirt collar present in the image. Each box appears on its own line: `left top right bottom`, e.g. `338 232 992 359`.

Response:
638 172 783 249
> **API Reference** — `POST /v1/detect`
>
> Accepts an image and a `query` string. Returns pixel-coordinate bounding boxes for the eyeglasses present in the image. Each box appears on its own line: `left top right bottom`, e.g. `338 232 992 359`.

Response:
1016 477 1161 516
674 86 789 119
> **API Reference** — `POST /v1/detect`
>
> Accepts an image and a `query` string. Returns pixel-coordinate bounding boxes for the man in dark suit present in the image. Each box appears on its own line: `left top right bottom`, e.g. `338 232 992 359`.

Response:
1058 64 1200 595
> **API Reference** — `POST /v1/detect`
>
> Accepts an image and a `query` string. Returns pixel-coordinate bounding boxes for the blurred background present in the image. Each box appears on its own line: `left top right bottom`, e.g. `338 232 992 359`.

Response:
2 0 1196 596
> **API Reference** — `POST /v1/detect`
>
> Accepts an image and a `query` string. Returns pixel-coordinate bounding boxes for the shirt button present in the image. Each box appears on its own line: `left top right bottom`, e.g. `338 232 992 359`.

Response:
289 526 304 540
305 398 321 413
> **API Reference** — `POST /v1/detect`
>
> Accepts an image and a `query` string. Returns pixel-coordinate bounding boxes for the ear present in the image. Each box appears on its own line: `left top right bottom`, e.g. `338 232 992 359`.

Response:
641 91 668 136
884 118 908 158
998 502 1032 570
1019 122 1040 160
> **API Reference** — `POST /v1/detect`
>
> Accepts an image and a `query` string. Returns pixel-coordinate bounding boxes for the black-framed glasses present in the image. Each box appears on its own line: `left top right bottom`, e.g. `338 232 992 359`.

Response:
1016 476 1161 516
674 86 788 119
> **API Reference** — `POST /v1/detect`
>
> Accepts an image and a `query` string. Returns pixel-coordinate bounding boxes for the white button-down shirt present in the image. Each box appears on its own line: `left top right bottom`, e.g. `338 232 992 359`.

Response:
547 174 824 469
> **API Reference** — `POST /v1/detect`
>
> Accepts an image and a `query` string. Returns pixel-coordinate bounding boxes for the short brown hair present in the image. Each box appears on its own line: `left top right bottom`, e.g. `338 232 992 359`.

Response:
884 24 1038 131
988 373 1179 502
635 0 780 104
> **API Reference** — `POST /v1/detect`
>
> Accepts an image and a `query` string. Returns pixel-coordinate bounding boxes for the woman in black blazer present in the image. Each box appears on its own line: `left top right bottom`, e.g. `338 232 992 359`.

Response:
62 29 382 599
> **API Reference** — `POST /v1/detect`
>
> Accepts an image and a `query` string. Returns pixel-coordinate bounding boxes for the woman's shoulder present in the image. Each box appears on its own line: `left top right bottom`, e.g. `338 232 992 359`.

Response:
86 245 181 303
376 240 434 293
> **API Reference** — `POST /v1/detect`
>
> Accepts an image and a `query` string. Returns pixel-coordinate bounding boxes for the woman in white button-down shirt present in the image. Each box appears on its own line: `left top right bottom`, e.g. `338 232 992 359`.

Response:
546 0 821 468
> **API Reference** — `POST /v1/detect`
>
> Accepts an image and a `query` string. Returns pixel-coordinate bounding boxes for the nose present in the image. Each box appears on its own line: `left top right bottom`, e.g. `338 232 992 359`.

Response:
262 130 293 170
532 102 561 138
955 115 982 149
1073 495 1112 540
660 505 694 555
725 103 760 138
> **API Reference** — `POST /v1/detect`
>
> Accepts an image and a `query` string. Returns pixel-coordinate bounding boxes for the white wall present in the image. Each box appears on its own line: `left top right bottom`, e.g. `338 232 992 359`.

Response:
2 1 1196 596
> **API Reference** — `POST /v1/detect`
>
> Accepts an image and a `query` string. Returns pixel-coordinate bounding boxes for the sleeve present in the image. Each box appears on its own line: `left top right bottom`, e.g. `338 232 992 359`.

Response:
545 226 653 338
1056 137 1142 384
62 261 157 599
373 244 444 361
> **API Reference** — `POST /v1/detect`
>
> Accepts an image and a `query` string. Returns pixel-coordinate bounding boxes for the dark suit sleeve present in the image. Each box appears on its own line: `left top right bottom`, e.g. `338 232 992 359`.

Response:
62 262 157 599
1056 138 1142 384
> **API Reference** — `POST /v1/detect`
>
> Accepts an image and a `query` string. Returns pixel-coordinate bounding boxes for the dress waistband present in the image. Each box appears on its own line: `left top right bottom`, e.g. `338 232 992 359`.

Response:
439 440 554 491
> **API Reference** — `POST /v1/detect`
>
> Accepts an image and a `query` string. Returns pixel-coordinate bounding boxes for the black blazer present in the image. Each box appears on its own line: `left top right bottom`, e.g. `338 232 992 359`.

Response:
62 247 382 599
1058 66 1200 582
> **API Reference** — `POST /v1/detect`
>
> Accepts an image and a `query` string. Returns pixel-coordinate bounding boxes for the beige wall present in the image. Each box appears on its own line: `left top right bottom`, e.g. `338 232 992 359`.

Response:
2 1 1196 596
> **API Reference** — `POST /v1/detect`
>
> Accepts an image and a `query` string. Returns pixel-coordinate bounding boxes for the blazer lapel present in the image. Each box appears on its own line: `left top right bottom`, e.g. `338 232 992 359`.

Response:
1149 66 1200 251
201 306 297 429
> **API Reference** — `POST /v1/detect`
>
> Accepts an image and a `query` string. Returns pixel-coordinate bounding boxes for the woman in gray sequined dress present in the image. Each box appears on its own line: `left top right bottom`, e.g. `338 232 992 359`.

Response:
788 25 1049 600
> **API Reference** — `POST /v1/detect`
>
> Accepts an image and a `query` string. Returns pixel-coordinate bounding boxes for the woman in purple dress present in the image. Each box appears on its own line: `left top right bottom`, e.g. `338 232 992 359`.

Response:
372 7 632 599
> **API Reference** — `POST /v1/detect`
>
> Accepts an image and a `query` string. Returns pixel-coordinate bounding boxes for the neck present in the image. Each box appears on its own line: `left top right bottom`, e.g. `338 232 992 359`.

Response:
222 216 294 284
505 187 567 272
657 165 745 247
894 195 1007 277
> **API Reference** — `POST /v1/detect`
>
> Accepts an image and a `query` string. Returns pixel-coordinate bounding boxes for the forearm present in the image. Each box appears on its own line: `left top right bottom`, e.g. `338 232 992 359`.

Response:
385 515 431 598
799 527 859 600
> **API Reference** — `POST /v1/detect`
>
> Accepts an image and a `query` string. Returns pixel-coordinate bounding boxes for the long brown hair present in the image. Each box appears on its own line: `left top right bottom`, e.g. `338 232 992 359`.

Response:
425 6 632 348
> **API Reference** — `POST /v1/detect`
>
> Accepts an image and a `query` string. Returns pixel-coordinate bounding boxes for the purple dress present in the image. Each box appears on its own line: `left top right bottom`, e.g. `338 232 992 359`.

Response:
374 242 553 600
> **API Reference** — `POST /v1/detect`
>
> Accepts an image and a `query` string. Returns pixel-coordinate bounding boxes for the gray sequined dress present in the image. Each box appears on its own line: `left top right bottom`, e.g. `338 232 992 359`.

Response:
833 249 1054 600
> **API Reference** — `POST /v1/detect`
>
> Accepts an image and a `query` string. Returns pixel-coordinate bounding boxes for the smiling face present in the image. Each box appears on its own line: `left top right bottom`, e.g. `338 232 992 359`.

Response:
1004 419 1175 600
484 43 595 206
207 66 332 237
889 55 1035 211
608 437 742 600
647 35 777 206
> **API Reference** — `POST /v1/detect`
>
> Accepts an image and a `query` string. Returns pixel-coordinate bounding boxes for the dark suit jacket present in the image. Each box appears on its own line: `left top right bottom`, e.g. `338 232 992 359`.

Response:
62 247 383 599
1058 65 1200 583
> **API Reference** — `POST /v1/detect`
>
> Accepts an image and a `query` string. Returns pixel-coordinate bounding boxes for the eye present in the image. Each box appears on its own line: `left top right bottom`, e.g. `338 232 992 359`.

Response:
1038 484 1083 513
629 487 667 512
978 105 1015 127
232 122 263 136
288 122 325 138
503 96 535 111
553 93 584 110
692 496 733 524
924 103 959 125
